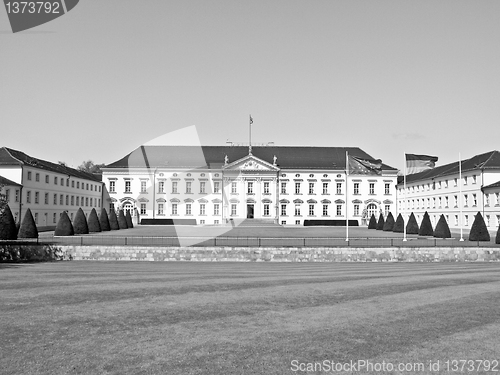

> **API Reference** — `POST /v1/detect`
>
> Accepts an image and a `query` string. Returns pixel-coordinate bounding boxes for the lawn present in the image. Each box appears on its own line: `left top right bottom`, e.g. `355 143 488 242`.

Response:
1 262 500 374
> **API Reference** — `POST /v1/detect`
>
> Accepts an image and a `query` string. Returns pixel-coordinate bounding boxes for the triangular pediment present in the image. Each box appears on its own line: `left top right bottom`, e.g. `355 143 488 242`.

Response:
223 154 279 171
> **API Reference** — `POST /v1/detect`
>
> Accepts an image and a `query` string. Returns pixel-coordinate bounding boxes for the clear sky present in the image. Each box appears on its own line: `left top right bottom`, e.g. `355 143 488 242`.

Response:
1 0 499 171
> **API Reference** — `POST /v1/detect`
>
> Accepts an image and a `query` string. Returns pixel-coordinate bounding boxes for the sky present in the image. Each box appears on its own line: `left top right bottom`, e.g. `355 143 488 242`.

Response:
1 0 499 172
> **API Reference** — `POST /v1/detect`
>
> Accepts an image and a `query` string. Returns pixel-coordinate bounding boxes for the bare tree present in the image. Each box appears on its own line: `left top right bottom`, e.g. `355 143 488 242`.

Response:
77 160 106 174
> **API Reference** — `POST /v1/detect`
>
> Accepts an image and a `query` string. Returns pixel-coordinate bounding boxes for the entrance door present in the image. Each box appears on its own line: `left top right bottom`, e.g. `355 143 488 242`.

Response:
247 204 254 218
123 202 134 217
367 203 377 220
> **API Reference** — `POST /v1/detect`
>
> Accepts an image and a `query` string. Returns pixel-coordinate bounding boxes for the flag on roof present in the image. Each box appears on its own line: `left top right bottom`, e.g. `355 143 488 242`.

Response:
249 115 253 124
405 154 438 175
348 155 383 175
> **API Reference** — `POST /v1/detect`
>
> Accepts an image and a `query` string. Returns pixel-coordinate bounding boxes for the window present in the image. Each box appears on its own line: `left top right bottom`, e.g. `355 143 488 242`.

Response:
54 176 58 184
4 189 9 202
45 175 49 183
86 183 89 190
354 204 359 216
200 204 206 215
214 181 220 193
186 203 192 215
214 204 220 216
65 195 69 205
472 175 477 184
336 205 342 216
295 220 300 225
214 220 219 225
72 181 75 188
247 182 253 194
200 220 205 225
369 183 375 195
53 213 56 223
140 203 146 215
76 196 80 206
308 204 314 216
264 204 270 216
60 179 63 186
109 181 115 193
172 203 177 215
472 194 477 206
15 190 19 202
264 182 270 194
454 215 458 226
322 205 328 216
26 191 31 203
66 179 69 187
464 194 468 207
172 181 178 193
486 215 490 226
336 183 341 195
384 205 390 216
158 181 164 193
141 181 147 193
485 194 490 206
281 204 287 216
77 181 80 189
34 213 38 224
231 204 237 216
158 203 164 215
432 197 436 208
85 197 89 206
309 182 314 194
295 182 300 194
35 173 39 182
186 181 192 193
35 192 39 204
464 176 468 185
465 215 469 226
353 183 359 195
200 182 206 194
496 193 500 205
454 195 458 207
294 206 301 216
71 196 74 206
281 182 287 194
60 195 64 205
445 196 449 207
27 171 32 180
323 183 328 194
231 182 237 194
384 183 390 194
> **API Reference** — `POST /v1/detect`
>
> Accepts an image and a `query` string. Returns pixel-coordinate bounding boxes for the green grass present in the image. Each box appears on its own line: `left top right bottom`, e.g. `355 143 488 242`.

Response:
1 262 500 374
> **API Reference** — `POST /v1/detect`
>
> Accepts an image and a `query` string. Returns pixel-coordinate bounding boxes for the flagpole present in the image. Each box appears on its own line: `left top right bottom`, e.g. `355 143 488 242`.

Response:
459 152 464 241
345 150 349 241
403 152 407 241
249 115 252 155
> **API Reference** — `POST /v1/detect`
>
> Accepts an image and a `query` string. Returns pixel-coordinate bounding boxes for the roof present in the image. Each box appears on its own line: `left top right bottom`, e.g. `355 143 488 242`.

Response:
104 145 398 171
482 180 500 190
0 147 101 182
0 175 21 187
400 150 500 185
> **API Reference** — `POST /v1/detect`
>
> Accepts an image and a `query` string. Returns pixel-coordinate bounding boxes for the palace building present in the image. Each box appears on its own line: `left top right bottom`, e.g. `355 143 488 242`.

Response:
101 145 398 226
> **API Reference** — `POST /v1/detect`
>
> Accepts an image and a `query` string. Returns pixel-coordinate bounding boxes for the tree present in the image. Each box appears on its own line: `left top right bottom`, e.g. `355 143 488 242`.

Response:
125 210 134 228
495 225 500 245
54 211 74 236
406 212 419 234
393 213 404 233
77 160 106 174
434 214 451 239
419 211 434 236
109 209 120 230
118 210 128 229
87 208 101 233
0 203 17 240
376 213 385 230
58 161 68 167
73 208 89 235
368 214 377 229
383 212 395 231
99 208 111 231
469 212 490 242
18 208 38 238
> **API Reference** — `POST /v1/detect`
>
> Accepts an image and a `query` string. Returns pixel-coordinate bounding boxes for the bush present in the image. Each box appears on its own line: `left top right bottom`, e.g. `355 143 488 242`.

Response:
0 243 62 262
419 211 434 236
109 209 120 230
496 225 500 245
18 208 38 239
99 208 110 231
376 213 385 230
469 212 490 242
73 208 89 235
393 214 404 233
54 212 74 236
125 210 134 228
88 208 101 233
383 212 395 231
368 214 377 229
118 210 128 229
406 212 419 234
0 204 17 240
434 214 451 238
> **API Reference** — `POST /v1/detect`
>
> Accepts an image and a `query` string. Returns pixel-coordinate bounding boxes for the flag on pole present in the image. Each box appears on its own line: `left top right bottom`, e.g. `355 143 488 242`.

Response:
348 155 383 175
405 154 438 175
249 115 253 124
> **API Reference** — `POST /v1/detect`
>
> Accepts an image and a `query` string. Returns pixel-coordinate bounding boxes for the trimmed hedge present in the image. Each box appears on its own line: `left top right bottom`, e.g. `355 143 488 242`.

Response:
496 225 500 245
88 208 101 233
406 212 419 234
109 209 119 230
18 208 38 239
99 208 110 231
0 244 62 262
125 211 134 228
393 214 404 233
419 211 434 236
73 208 89 235
0 204 17 240
54 211 74 236
434 214 451 239
367 214 377 229
469 212 490 242
118 210 128 230
376 213 385 230
383 212 395 231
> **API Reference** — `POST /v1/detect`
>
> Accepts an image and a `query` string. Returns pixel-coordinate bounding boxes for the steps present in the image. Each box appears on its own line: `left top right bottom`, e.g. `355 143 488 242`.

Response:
232 218 281 227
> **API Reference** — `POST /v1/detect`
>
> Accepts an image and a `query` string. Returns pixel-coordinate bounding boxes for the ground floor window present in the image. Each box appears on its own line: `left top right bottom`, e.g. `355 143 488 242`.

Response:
281 204 287 216
295 220 300 225
336 204 342 216
158 203 164 215
186 203 192 215
384 205 390 216
309 204 314 216
171 203 177 215
322 204 328 216
354 204 359 216
264 204 270 216
214 204 219 216
214 220 219 225
140 203 146 215
200 220 205 224
294 206 301 216
281 220 286 225
53 213 56 223
200 204 206 215
231 204 237 216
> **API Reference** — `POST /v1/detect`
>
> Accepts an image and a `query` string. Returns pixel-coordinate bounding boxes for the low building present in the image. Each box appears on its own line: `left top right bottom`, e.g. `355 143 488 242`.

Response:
102 145 398 225
397 150 500 230
0 147 105 230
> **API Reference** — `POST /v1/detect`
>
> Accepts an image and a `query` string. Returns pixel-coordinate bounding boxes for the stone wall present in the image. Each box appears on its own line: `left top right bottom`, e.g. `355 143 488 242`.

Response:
60 246 500 262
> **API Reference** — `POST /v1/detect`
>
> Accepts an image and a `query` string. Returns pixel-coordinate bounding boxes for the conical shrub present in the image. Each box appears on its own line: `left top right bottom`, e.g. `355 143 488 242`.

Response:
406 212 419 234
0 204 17 240
368 214 377 229
419 211 434 236
118 210 128 229
495 225 500 245
73 208 89 235
109 209 119 230
393 213 404 233
88 208 101 233
18 208 38 238
125 210 134 228
376 213 385 230
383 212 395 231
434 214 451 238
469 212 490 241
54 211 74 236
99 208 110 231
